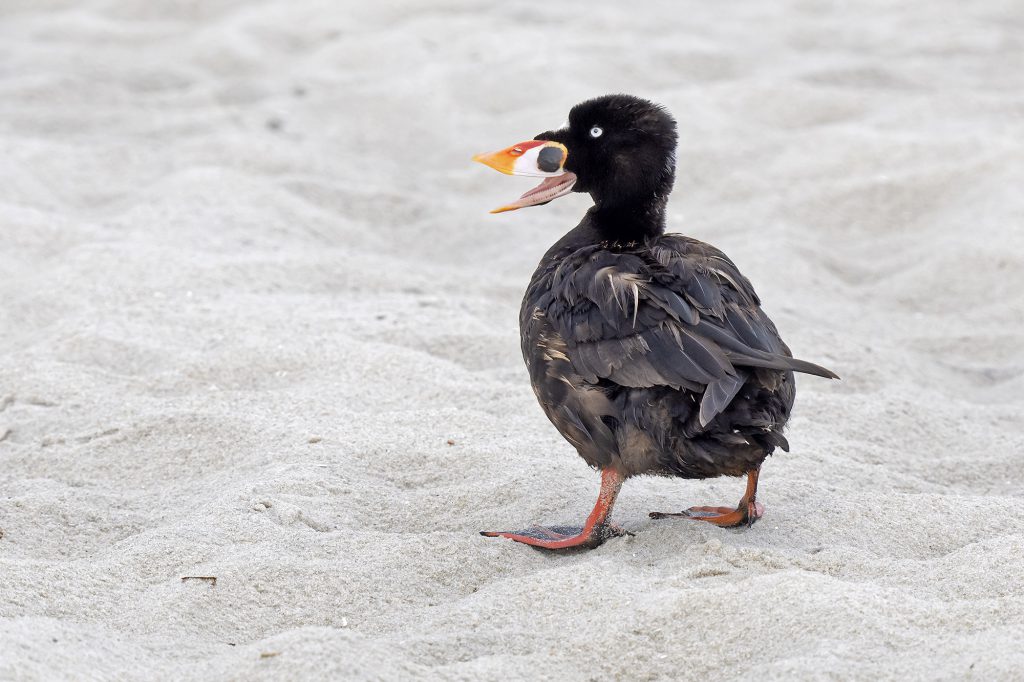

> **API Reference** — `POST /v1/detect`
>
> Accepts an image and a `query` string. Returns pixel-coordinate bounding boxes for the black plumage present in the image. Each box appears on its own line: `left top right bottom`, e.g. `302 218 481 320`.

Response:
477 94 837 549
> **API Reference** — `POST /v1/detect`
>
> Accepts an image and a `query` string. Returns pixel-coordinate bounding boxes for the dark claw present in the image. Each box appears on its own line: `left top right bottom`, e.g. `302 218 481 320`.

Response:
599 523 633 539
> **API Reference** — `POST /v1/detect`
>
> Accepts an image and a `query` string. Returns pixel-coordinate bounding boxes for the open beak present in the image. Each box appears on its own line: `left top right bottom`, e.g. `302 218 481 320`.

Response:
473 140 576 213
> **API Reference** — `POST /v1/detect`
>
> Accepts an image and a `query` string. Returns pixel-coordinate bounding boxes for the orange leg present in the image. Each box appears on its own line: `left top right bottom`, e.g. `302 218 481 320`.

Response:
481 469 628 549
649 467 764 528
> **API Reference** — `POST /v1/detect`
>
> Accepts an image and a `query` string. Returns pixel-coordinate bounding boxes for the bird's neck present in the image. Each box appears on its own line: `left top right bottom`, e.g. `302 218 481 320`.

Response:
588 193 668 244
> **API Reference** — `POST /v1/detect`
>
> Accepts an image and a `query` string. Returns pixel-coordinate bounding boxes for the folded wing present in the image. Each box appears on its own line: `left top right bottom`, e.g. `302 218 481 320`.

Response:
543 236 837 427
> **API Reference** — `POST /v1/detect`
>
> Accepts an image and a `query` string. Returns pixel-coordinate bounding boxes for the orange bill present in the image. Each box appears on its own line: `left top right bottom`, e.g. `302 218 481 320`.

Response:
473 140 576 213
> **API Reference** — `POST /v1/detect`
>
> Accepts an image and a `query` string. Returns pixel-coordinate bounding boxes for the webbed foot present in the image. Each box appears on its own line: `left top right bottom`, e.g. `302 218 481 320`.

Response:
649 466 764 528
480 469 626 550
480 523 630 549
649 500 764 527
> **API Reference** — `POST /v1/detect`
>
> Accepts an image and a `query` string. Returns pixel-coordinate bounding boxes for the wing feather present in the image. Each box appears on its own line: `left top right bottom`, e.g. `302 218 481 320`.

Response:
544 236 837 425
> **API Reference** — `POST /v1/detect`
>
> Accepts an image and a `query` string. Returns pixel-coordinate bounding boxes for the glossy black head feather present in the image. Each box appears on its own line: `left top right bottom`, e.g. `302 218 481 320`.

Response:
535 94 678 220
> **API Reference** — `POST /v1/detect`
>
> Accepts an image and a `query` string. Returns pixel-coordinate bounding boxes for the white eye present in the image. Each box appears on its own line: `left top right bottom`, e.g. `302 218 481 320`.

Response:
589 126 603 138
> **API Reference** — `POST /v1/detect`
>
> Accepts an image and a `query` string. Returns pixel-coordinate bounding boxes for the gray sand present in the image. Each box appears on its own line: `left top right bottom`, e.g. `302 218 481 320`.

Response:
2 0 1023 679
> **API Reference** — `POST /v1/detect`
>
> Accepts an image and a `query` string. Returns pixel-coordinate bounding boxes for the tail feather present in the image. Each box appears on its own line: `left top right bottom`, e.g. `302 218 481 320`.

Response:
695 320 839 380
724 349 839 380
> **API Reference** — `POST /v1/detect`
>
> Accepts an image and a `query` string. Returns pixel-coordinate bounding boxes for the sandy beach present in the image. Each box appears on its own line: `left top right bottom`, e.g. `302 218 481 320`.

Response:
2 0 1023 679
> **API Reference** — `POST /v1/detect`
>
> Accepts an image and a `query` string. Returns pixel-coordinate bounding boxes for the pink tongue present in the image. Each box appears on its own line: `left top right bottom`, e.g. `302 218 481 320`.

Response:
520 175 568 199
492 172 576 213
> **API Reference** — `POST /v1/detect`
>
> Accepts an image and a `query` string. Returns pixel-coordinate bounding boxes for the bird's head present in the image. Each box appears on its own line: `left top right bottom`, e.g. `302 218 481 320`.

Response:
474 94 678 214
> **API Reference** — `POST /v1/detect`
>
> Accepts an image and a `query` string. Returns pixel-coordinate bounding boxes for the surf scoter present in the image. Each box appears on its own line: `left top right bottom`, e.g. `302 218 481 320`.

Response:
473 94 837 550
